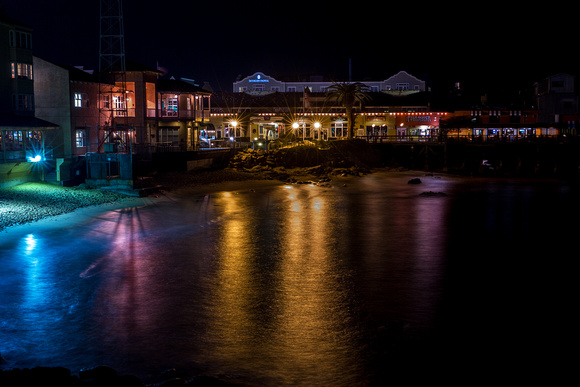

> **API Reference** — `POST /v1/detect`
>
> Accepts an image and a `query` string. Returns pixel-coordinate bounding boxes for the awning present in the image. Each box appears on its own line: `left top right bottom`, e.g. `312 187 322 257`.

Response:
0 113 59 131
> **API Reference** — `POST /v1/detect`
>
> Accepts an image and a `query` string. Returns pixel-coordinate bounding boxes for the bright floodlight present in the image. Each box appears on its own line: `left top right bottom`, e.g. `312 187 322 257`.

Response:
292 122 299 129
28 155 42 162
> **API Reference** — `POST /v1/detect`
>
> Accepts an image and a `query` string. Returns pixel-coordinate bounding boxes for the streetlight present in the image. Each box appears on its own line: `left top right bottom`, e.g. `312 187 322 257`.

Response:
231 120 238 148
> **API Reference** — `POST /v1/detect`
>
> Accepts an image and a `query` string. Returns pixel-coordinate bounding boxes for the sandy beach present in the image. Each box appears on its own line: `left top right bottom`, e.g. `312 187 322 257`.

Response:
0 162 372 240
0 175 286 239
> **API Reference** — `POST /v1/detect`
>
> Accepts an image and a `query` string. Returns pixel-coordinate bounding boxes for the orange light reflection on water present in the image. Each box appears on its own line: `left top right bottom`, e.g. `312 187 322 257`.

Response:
205 186 363 384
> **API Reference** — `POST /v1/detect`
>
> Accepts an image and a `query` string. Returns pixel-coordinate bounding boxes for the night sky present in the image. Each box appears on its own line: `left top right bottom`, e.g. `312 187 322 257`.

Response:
2 0 577 93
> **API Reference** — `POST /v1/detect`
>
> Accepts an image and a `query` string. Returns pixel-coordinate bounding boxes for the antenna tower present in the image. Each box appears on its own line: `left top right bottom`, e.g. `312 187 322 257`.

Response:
97 0 130 154
99 0 126 73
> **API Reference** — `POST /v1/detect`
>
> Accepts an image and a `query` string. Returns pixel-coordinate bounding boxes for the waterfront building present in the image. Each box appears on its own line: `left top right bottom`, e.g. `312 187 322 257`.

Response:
0 15 58 187
232 70 426 94
440 108 541 141
534 73 579 135
32 58 214 184
212 70 441 145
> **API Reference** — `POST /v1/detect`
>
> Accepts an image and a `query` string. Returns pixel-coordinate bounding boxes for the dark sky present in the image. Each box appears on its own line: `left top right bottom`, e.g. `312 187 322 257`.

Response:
2 0 578 92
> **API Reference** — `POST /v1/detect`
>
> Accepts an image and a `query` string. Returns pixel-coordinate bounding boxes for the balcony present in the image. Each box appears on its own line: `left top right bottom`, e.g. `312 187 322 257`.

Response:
158 109 210 120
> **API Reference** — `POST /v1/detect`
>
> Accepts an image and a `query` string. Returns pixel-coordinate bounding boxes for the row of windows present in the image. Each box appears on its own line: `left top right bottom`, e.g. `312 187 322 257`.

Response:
0 130 42 151
471 110 526 116
239 84 417 93
8 30 32 49
10 62 33 80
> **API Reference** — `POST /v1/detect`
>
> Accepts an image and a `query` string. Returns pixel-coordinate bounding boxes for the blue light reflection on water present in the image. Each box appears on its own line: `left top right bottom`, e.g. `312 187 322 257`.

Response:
1 173 578 385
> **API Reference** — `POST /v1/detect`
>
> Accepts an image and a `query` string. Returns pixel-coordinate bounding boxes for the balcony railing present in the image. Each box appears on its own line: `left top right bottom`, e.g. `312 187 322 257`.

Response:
157 109 210 120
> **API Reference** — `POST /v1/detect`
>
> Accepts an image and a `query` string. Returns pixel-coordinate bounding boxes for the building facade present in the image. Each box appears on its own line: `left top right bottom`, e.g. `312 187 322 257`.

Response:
1 15 58 187
233 70 426 94
534 73 579 135
212 70 436 145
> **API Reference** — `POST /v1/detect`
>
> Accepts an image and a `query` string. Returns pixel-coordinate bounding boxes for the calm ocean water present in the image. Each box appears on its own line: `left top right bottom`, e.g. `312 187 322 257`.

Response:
1 171 577 385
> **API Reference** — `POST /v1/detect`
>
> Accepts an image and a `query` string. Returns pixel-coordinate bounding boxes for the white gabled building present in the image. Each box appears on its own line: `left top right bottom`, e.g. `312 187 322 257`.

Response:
233 70 426 95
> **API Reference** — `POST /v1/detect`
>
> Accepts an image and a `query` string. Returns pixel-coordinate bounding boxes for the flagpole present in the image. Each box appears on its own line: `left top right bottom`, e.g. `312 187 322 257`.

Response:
302 87 306 141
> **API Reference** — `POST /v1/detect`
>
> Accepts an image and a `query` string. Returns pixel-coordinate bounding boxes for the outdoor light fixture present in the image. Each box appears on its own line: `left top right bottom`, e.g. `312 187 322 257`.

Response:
314 122 321 129
28 155 42 162
292 122 299 129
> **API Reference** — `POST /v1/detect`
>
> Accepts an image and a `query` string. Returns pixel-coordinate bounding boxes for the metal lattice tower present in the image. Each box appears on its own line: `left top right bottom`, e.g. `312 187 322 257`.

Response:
99 0 126 73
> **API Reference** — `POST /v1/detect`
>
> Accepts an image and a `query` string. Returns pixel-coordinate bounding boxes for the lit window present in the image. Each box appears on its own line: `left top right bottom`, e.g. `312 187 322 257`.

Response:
11 63 33 80
75 129 86 147
74 93 83 107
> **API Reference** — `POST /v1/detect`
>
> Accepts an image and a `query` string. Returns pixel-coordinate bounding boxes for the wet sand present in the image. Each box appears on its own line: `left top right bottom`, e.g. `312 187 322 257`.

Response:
0 178 283 239
0 163 381 239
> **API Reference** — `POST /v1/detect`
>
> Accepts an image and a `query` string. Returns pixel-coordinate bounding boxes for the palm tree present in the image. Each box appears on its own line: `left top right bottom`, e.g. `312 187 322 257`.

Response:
325 82 371 139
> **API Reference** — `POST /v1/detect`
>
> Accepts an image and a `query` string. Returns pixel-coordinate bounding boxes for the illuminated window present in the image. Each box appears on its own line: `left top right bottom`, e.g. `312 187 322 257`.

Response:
113 95 126 116
74 93 83 107
167 97 177 112
75 129 86 147
10 63 33 79
161 97 177 117
99 94 110 109
331 122 346 137
158 128 179 145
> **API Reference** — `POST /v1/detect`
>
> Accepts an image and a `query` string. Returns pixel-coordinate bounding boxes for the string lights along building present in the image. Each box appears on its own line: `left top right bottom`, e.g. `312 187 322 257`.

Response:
209 70 446 144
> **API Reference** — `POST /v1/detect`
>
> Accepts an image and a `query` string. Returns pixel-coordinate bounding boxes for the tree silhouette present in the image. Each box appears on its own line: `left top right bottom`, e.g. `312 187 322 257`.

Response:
325 82 371 138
